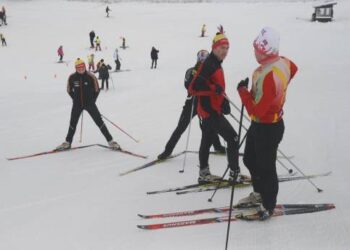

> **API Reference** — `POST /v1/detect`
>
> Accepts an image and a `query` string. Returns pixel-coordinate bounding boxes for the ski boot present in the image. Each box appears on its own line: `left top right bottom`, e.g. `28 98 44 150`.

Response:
108 140 121 150
198 167 221 184
55 141 71 151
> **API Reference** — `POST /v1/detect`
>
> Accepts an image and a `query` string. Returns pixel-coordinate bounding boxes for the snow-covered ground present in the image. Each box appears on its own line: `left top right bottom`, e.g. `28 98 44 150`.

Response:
0 0 349 249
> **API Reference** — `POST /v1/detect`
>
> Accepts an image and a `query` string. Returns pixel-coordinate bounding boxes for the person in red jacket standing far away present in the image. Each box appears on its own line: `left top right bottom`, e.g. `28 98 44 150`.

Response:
236 27 298 220
189 26 240 184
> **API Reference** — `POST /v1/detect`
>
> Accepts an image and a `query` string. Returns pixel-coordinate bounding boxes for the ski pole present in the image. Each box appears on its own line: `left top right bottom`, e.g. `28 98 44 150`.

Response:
110 76 115 90
225 104 244 250
179 97 195 173
277 150 323 192
101 114 140 143
225 95 323 192
207 112 245 203
228 113 293 174
79 111 84 143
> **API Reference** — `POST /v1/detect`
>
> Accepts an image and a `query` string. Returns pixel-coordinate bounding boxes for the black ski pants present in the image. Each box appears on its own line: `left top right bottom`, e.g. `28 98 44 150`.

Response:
101 78 109 90
243 120 285 211
199 114 239 170
151 59 157 69
164 98 223 154
65 103 113 143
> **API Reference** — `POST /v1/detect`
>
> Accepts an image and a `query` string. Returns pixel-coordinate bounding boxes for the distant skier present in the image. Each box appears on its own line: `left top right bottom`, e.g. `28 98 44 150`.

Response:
113 48 121 71
201 24 207 37
95 36 101 51
56 58 120 151
87 53 95 71
57 45 64 62
0 33 7 46
89 30 95 48
188 26 239 184
236 27 298 220
97 61 112 90
158 49 226 160
121 37 126 49
106 6 111 17
0 6 7 26
150 47 159 69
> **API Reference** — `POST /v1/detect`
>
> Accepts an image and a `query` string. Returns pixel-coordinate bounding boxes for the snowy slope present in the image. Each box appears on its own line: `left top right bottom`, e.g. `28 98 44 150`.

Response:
0 0 349 249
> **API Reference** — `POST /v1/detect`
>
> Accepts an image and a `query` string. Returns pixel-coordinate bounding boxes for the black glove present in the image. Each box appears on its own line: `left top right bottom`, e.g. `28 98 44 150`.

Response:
221 99 231 115
229 167 241 183
237 77 249 90
215 85 223 95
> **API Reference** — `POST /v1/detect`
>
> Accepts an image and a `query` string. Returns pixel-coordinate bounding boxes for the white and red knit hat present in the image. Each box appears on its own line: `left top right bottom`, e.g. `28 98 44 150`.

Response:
253 27 280 56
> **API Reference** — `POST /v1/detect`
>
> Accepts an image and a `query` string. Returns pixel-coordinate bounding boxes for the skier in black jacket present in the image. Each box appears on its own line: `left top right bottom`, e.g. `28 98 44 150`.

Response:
56 58 119 151
89 31 95 49
158 50 226 160
151 47 159 69
97 62 112 90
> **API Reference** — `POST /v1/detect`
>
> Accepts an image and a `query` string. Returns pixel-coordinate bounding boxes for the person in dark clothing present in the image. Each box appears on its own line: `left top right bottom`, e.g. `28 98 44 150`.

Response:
56 58 120 151
89 31 95 48
106 6 110 17
0 6 7 26
98 62 112 90
158 49 226 160
151 47 159 69
0 33 7 46
189 27 240 184
121 37 126 49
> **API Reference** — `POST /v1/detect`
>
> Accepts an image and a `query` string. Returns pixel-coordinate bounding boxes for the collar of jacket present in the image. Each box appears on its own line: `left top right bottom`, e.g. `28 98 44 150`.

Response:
208 52 223 65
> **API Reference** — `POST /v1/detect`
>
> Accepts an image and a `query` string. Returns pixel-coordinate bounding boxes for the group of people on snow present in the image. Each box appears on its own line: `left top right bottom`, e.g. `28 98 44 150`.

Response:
157 26 297 220
53 15 297 220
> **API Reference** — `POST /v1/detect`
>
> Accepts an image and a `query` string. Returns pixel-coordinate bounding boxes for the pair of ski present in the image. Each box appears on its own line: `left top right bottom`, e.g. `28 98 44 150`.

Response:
119 151 293 176
137 203 335 230
146 171 331 195
6 143 147 161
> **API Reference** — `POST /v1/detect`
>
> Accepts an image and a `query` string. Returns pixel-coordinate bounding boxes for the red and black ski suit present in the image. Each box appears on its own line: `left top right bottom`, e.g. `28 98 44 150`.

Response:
189 52 239 171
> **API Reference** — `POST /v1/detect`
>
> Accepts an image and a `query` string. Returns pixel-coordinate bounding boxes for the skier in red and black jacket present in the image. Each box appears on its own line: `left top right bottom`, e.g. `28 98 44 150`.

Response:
157 50 226 160
189 27 240 184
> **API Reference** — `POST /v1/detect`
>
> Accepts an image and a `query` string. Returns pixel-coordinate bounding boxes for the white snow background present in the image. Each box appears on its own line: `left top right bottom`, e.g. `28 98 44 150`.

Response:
0 0 349 249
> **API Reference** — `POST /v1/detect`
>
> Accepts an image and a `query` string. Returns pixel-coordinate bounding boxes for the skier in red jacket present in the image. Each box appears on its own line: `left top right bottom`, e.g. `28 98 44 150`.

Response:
236 27 298 220
189 26 240 184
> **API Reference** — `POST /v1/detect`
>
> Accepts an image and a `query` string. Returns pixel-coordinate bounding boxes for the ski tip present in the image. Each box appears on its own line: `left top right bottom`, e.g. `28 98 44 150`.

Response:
137 225 148 230
137 214 147 219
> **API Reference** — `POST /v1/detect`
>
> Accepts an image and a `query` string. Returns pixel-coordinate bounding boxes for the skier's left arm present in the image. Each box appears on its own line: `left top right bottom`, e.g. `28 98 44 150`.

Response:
238 72 275 118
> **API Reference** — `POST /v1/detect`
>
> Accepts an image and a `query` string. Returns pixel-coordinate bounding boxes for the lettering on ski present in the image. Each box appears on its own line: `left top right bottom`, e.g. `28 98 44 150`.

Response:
138 205 258 219
137 204 335 230
119 151 186 176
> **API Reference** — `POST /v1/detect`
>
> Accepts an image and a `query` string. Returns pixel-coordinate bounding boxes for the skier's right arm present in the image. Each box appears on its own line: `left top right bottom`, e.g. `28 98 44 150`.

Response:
67 74 74 99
